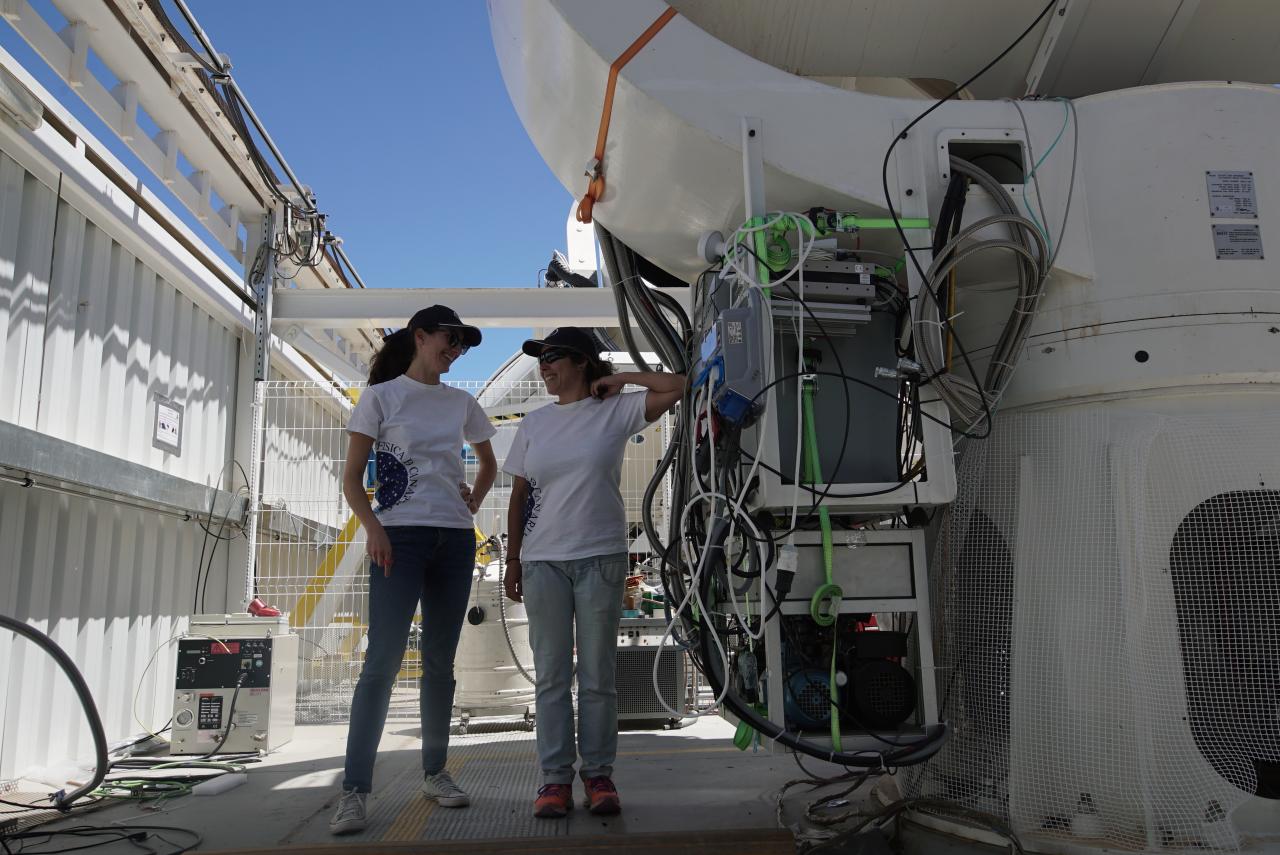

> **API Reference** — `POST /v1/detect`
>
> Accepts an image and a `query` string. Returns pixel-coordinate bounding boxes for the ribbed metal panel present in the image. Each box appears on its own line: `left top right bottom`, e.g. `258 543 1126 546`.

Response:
0 151 55 428
0 150 239 485
0 476 233 782
0 146 242 783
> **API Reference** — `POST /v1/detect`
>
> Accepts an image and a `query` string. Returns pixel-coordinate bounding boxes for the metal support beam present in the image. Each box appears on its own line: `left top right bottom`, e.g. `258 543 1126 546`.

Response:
278 325 367 382
1023 0 1090 97
270 287 693 330
565 200 598 277
0 419 245 522
252 212 276 381
1139 0 1201 85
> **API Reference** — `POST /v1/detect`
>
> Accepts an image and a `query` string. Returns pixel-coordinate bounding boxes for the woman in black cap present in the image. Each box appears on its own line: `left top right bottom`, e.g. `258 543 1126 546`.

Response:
501 327 685 818
330 305 496 835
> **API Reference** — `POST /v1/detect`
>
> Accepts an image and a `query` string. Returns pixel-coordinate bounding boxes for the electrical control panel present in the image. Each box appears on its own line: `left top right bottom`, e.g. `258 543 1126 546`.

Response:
170 615 298 755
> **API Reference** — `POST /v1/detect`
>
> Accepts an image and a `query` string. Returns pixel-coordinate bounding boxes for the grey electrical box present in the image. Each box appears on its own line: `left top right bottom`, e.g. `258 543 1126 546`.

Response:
771 305 900 486
695 287 767 425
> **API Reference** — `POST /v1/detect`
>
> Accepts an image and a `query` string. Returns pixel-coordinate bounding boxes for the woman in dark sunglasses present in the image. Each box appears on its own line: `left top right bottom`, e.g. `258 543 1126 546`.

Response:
330 305 496 835
501 326 685 818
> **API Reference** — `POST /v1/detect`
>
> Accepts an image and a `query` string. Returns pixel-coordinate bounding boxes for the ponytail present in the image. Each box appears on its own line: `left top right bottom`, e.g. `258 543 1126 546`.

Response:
368 328 416 384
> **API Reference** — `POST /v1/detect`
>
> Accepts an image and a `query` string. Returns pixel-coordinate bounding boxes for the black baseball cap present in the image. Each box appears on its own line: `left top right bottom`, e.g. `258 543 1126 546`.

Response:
522 327 598 359
407 305 482 347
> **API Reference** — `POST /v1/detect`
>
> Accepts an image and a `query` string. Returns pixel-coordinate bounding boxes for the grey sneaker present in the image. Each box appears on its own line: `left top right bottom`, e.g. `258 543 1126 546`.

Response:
329 789 367 835
421 770 470 807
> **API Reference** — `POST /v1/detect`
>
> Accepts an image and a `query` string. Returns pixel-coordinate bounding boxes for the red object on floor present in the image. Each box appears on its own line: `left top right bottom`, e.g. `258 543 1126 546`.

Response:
247 597 282 617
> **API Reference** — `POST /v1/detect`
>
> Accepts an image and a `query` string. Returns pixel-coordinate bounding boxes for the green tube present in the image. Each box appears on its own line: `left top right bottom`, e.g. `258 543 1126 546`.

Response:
801 381 842 752
839 215 930 230
750 217 773 297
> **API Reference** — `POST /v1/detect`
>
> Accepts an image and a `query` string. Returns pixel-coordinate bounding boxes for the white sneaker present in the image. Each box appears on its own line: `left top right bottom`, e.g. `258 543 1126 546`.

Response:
421 770 470 807
329 789 367 835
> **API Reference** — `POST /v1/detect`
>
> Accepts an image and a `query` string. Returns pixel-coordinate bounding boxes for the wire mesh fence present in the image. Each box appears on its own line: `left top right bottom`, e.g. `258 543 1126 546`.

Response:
250 379 672 722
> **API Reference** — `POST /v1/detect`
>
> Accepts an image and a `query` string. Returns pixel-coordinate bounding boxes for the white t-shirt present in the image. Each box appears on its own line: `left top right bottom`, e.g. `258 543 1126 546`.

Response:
503 391 651 562
347 375 496 529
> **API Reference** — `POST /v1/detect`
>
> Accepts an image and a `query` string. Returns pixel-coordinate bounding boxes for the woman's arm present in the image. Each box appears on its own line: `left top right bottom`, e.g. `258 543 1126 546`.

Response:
503 476 530 601
592 371 688 421
343 432 393 572
461 440 497 513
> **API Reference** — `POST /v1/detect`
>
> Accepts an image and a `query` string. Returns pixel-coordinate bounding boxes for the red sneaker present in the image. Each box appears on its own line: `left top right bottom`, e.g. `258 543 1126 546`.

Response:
582 776 621 815
533 783 573 818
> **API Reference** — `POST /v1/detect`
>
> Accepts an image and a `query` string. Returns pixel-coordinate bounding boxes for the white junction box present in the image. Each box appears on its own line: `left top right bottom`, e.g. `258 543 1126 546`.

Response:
170 614 298 755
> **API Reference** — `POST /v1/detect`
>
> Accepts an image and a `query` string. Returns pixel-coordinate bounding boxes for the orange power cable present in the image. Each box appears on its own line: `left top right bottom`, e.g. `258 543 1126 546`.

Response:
576 6 678 224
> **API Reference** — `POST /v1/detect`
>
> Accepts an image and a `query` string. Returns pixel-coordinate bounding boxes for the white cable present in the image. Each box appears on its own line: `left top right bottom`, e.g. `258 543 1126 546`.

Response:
722 509 769 642
131 629 228 739
651 489 732 718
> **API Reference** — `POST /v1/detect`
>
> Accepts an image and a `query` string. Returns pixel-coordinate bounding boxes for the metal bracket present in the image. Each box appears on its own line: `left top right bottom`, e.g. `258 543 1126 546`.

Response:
741 116 765 220
252 210 276 382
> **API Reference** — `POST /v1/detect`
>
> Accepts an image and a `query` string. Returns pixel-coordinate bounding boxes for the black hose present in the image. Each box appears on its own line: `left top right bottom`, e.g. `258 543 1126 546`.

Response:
597 224 651 372
0 614 108 809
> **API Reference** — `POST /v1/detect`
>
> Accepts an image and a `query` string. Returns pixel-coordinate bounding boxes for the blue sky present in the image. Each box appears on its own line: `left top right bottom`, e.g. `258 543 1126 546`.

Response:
0 1 574 379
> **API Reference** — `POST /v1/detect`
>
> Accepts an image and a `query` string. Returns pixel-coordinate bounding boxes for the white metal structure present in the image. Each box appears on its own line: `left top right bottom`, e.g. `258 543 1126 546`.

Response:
488 2 1280 852
0 39 331 782
0 0 380 784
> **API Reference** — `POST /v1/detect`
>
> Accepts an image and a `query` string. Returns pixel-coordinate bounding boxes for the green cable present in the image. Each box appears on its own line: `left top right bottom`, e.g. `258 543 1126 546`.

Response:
1021 98 1072 251
837 216 930 231
92 779 193 801
750 216 773 297
801 380 842 752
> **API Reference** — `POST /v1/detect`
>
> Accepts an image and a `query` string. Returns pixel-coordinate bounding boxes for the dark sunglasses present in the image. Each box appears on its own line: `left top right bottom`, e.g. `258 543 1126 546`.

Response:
432 328 469 355
538 348 574 365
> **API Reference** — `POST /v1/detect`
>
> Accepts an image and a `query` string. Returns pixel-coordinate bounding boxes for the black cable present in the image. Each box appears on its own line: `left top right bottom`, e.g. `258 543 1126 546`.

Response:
0 617 106 810
880 0 1058 439
199 672 248 759
0 823 202 855
193 463 250 613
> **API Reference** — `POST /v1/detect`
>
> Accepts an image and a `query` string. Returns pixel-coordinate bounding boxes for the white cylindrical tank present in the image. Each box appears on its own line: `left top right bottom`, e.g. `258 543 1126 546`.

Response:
454 561 536 716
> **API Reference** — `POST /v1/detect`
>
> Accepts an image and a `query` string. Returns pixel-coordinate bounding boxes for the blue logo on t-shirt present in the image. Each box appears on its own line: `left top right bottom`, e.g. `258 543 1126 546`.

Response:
523 477 541 536
373 442 417 511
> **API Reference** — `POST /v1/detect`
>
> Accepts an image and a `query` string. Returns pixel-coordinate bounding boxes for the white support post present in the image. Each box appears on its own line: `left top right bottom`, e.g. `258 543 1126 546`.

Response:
112 80 137 141
156 129 178 185
61 20 88 89
240 379 264 610
191 170 211 221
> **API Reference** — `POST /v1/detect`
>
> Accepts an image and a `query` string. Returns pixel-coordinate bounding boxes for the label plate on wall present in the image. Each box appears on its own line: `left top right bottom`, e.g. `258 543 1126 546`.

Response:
1212 224 1264 260
1206 171 1257 218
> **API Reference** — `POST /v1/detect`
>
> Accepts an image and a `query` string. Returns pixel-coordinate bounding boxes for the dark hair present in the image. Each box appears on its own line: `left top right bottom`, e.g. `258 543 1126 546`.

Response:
367 328 417 385
580 352 614 386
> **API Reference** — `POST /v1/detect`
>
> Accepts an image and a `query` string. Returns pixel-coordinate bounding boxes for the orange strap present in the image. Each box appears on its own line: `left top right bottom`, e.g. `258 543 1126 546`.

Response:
577 7 678 224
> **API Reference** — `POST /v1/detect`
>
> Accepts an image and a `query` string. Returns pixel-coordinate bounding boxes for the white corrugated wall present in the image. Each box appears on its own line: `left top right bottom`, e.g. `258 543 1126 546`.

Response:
0 148 242 780
0 149 239 479
0 477 232 782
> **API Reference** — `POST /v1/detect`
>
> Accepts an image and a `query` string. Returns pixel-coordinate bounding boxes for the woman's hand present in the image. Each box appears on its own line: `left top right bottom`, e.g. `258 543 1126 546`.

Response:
504 558 523 602
459 481 480 514
591 374 626 400
367 522 393 576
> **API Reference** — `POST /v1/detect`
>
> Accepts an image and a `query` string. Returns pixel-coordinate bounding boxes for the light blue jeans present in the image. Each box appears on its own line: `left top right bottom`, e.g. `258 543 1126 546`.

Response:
522 552 628 785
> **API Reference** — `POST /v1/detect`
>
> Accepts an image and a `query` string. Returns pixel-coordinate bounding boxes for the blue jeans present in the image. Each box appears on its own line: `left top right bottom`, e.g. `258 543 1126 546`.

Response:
342 525 475 793
522 552 628 785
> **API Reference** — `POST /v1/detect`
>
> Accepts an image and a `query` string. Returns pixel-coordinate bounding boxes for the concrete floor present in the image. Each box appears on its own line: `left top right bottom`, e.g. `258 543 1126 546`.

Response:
27 716 846 853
